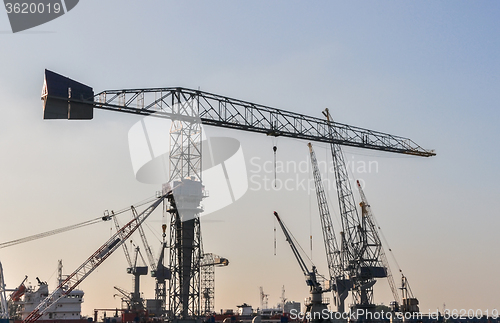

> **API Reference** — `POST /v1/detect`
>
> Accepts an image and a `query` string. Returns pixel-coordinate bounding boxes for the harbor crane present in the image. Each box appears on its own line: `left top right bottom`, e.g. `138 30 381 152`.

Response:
273 211 329 319
40 70 434 320
308 143 351 313
355 180 401 308
356 180 419 313
22 194 167 323
323 108 390 312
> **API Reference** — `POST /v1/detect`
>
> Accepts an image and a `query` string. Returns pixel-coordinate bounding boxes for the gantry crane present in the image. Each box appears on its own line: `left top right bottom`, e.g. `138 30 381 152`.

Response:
308 143 351 313
40 70 434 320
22 194 167 323
273 211 329 319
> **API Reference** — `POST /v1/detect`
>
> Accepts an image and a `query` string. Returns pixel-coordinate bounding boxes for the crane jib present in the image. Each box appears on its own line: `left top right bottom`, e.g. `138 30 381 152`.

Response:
41 70 435 157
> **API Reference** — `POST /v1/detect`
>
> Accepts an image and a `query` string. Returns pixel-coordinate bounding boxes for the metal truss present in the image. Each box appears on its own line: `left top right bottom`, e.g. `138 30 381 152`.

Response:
168 208 202 320
200 253 229 314
308 143 347 312
22 195 167 323
80 87 434 157
200 254 216 314
40 71 436 318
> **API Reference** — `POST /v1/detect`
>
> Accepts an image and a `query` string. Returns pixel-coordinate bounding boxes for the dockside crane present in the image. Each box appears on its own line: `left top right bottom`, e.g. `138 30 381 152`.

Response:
323 109 389 312
308 143 350 313
40 70 434 320
355 180 401 308
273 211 329 318
108 209 149 315
356 180 419 313
22 194 167 323
129 247 148 312
401 275 419 313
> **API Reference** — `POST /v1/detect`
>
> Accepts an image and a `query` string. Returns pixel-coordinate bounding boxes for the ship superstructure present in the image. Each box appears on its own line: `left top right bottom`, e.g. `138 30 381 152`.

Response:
13 261 87 323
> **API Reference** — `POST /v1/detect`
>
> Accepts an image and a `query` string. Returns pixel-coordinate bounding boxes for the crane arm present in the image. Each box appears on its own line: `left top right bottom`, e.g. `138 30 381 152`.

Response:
200 253 229 267
41 70 435 158
273 212 311 280
308 143 350 311
22 194 167 323
131 206 157 273
308 143 343 279
111 211 133 268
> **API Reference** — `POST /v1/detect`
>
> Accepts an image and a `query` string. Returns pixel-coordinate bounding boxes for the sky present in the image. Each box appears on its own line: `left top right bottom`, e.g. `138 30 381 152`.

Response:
1 0 499 318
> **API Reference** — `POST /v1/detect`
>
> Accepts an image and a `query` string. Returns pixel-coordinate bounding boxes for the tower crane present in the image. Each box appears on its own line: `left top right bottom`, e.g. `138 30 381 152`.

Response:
273 211 329 319
40 70 434 321
307 143 351 313
22 194 167 323
200 253 229 314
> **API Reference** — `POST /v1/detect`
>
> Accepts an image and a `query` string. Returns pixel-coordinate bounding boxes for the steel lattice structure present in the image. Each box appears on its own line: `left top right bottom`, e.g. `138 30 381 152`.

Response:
200 253 229 315
200 254 215 315
89 87 434 157
22 195 167 323
40 70 435 319
307 143 348 312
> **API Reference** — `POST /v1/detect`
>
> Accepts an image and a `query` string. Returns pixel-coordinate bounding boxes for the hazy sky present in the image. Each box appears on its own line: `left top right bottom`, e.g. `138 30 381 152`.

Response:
1 0 499 318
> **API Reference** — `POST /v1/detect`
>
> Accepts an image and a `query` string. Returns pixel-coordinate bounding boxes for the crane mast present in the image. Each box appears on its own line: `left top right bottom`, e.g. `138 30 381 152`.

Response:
307 143 349 312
